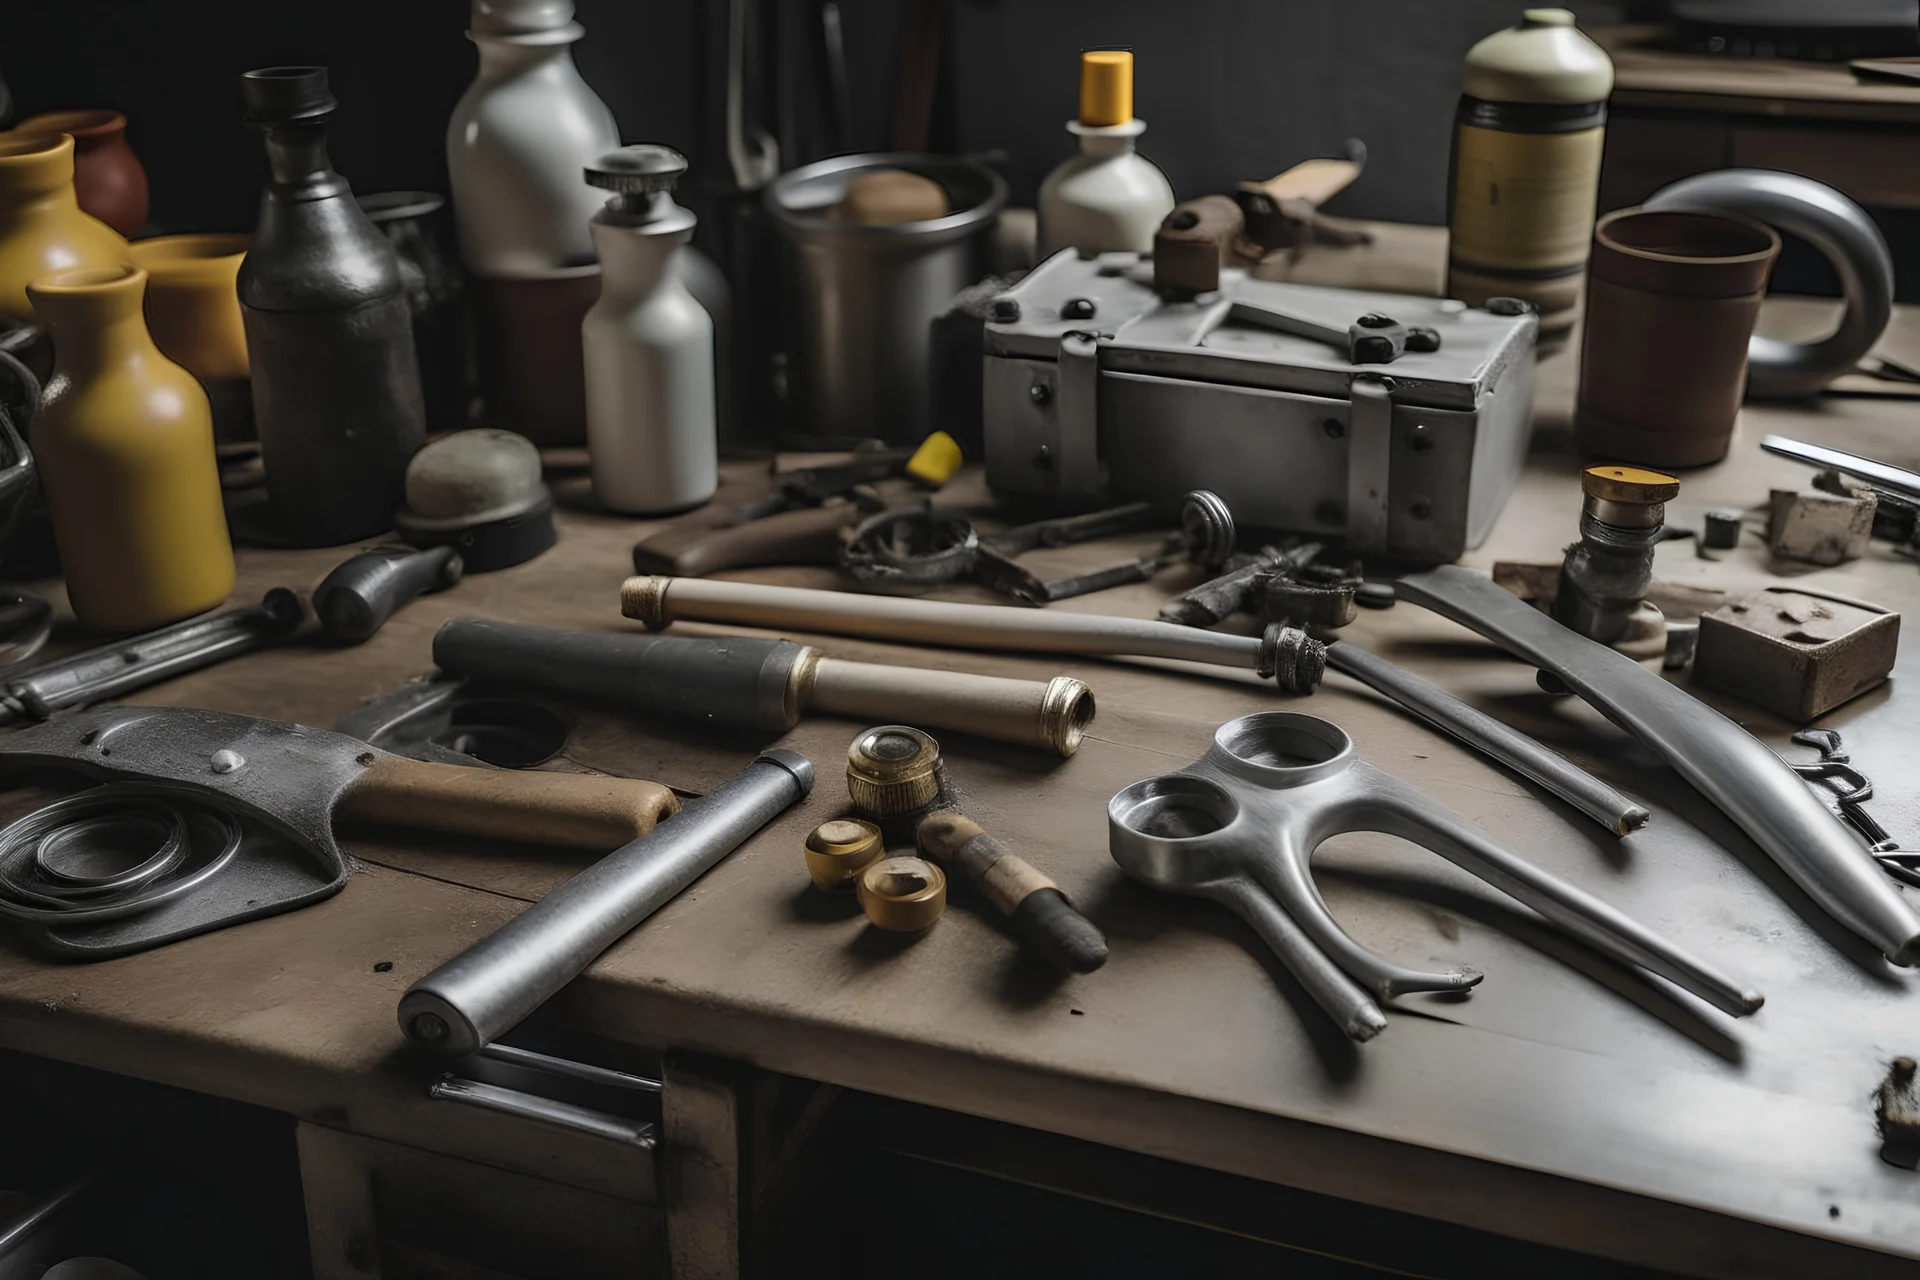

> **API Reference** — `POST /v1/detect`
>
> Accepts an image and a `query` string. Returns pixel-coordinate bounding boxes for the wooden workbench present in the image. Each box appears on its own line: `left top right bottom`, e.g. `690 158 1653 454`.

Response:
4 306 1920 1277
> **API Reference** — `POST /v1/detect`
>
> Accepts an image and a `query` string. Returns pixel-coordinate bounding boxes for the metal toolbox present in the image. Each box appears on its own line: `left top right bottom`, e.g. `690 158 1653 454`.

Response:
981 251 1538 563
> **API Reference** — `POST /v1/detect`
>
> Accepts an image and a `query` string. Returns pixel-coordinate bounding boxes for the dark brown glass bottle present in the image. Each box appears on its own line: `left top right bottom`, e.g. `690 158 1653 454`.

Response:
238 66 425 545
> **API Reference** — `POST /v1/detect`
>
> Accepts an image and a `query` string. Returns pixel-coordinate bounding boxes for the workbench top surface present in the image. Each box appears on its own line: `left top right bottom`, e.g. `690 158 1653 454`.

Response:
4 296 1920 1278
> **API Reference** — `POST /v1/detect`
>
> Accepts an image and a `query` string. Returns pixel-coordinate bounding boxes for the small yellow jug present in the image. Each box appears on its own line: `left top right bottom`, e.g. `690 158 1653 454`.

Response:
0 133 126 322
28 263 235 631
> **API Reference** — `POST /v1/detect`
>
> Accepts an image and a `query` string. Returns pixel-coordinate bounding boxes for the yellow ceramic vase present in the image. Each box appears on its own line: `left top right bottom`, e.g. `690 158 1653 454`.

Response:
127 233 251 381
27 264 235 631
0 134 127 322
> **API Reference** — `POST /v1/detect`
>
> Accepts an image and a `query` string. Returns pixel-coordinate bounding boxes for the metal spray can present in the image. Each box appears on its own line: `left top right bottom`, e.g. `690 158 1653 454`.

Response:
1445 9 1613 353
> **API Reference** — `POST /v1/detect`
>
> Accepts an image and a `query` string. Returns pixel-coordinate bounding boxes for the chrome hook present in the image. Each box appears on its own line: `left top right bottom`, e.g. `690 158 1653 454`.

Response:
1108 712 1762 1042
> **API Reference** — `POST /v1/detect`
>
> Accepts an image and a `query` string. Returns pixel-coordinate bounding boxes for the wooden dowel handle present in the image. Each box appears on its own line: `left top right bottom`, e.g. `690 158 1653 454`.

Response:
339 755 680 851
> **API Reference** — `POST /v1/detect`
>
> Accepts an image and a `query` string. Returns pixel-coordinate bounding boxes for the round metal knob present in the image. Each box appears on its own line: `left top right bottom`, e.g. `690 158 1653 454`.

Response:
586 145 688 195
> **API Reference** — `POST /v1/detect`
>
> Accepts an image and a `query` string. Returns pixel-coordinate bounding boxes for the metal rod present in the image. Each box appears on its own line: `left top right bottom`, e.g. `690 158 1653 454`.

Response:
1761 434 1920 503
1398 565 1920 966
623 576 1649 833
1326 643 1649 836
399 750 814 1056
428 1076 657 1147
622 575 1267 669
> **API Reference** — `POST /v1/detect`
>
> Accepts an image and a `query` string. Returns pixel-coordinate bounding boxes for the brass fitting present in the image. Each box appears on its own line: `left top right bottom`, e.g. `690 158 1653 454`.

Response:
858 855 947 931
1039 676 1095 757
846 725 942 818
622 574 671 630
1581 464 1679 529
803 818 884 893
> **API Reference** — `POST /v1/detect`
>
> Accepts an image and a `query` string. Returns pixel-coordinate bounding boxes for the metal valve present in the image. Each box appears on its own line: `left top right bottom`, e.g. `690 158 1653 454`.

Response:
585 145 690 216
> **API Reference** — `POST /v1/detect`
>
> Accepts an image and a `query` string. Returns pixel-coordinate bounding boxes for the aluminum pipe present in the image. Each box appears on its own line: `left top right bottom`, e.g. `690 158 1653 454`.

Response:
400 749 814 1056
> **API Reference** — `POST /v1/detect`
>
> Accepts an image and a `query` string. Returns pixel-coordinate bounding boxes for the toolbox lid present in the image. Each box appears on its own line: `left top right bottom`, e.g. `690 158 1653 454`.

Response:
984 252 1537 412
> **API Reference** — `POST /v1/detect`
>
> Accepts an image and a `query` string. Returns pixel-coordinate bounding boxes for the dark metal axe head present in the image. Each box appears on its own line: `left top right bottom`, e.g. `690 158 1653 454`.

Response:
1 705 377 873
0 706 359 960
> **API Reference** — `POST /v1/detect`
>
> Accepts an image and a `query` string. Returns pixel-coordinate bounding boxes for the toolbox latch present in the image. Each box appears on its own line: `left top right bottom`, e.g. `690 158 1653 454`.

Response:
1055 330 1105 502
1347 375 1394 555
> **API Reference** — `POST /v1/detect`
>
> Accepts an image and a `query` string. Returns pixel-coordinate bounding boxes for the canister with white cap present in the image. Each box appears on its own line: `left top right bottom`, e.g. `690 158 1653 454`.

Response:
1446 9 1613 353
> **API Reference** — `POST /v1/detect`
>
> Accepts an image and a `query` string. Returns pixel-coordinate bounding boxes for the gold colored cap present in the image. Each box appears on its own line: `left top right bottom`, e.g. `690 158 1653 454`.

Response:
1581 464 1679 504
847 725 942 818
858 856 947 932
1079 50 1134 127
804 818 884 893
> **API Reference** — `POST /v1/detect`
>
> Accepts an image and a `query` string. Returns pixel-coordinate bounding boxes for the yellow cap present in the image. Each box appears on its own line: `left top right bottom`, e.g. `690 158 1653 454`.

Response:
1079 50 1133 127
905 430 962 488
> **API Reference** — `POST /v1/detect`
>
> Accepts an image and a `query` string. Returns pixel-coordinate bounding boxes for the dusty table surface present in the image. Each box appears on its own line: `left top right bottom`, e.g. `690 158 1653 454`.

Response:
4 303 1920 1276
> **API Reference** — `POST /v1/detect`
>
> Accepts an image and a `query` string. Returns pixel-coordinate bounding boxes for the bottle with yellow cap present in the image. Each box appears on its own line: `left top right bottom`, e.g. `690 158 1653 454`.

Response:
1446 9 1613 353
1037 49 1175 259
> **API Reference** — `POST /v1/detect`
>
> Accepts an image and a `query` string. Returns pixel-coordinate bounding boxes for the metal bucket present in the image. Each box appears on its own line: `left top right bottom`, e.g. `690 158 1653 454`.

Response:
766 153 1006 444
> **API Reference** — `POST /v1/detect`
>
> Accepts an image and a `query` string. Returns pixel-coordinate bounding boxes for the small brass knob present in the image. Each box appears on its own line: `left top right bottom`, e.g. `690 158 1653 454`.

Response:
846 725 942 818
803 818 884 893
858 856 947 932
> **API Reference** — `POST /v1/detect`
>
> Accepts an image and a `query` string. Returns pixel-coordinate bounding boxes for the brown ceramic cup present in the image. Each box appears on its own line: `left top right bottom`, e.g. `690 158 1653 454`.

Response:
1576 207 1781 468
472 265 599 446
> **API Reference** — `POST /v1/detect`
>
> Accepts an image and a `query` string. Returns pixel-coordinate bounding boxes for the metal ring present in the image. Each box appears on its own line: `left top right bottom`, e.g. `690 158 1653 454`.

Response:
1644 170 1893 398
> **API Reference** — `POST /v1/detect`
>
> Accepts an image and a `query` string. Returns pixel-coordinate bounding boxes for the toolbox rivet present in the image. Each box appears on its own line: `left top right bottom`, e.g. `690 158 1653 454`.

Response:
1409 424 1434 453
79 730 98 746
210 749 246 774
1322 418 1345 439
1033 445 1054 471
990 298 1021 322
1029 381 1052 405
1060 297 1097 320
1410 498 1433 519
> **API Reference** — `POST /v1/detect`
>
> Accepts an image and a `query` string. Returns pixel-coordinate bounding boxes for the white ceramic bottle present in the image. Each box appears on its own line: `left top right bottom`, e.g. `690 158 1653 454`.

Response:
582 146 717 515
446 0 615 275
1037 50 1175 259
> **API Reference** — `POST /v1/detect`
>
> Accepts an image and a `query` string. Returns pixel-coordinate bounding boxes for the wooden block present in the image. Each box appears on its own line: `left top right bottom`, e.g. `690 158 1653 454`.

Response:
1768 488 1877 566
1693 587 1899 722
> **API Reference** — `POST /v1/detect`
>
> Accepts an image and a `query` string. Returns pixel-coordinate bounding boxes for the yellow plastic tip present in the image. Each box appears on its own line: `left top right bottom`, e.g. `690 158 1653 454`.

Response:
1079 49 1134 127
906 430 963 488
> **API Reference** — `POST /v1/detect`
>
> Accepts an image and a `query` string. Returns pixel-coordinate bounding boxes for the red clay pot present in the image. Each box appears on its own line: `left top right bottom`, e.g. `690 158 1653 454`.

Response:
15 109 149 236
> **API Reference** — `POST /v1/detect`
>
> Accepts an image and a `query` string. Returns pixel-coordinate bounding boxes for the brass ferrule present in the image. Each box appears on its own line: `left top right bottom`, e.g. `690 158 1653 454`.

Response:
620 574 671 630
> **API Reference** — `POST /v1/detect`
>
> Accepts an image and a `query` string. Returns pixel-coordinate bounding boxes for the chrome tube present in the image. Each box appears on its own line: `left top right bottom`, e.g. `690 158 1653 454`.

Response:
400 750 814 1056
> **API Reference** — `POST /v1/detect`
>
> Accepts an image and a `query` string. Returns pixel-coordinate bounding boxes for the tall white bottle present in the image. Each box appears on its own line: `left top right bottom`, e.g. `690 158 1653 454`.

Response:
582 146 717 515
1037 50 1175 259
447 0 615 275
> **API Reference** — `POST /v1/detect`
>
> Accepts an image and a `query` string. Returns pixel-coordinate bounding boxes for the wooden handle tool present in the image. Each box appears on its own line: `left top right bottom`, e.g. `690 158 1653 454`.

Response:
631 503 858 577
917 811 1107 973
337 755 680 850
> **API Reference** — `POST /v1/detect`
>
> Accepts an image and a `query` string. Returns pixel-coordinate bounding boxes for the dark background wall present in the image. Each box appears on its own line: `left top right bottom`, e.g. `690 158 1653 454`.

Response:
1 0 1630 237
